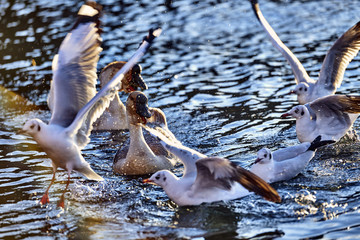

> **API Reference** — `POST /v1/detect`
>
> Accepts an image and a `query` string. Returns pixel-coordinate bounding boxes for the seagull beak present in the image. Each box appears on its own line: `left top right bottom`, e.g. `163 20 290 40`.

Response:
281 113 291 118
143 178 153 183
254 158 261 164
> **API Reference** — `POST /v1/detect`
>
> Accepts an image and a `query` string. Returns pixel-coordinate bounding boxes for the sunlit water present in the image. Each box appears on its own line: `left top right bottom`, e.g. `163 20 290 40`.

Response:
1 0 360 239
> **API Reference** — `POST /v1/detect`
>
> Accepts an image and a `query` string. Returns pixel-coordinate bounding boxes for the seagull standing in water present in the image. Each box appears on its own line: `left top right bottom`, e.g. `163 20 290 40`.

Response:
143 127 281 206
19 2 160 207
251 136 335 183
249 0 360 104
281 95 360 142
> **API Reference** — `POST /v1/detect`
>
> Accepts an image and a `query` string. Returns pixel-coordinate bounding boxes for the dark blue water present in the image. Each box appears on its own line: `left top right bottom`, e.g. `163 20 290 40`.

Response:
1 0 360 238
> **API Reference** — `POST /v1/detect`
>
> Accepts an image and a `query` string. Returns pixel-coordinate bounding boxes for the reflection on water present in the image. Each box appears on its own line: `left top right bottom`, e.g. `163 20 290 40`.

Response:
1 0 360 238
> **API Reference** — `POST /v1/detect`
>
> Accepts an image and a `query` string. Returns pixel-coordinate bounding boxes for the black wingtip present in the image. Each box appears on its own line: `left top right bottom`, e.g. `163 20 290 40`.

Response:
143 28 162 44
72 1 103 32
236 166 281 203
249 0 261 21
307 135 335 151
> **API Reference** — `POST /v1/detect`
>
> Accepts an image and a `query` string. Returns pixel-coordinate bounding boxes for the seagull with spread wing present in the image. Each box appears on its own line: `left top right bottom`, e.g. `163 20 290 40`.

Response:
249 0 360 104
19 1 160 207
143 126 281 206
281 95 360 142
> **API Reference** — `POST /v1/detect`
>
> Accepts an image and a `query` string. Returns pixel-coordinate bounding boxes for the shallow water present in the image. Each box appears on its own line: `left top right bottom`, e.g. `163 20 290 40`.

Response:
1 0 360 239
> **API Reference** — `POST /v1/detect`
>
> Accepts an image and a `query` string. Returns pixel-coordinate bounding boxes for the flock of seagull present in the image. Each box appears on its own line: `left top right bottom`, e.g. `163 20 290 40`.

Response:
18 0 360 207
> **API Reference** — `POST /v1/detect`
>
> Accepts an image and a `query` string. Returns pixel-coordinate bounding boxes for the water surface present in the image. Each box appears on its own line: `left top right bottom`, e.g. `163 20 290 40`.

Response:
1 0 360 239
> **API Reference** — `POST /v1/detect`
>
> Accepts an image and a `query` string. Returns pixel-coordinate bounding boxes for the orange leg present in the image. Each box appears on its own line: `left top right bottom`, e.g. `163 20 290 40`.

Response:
57 172 71 208
40 171 56 205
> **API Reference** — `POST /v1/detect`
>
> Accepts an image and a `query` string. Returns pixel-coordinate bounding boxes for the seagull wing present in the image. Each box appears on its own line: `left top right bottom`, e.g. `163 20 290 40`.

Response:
49 2 102 129
66 29 160 148
310 95 360 118
317 22 360 91
308 95 360 131
249 0 312 84
272 142 311 162
192 157 281 203
142 125 206 177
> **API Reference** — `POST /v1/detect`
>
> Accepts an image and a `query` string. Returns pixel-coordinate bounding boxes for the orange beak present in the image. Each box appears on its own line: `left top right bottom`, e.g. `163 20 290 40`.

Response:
143 178 152 183
281 113 291 118
254 158 261 164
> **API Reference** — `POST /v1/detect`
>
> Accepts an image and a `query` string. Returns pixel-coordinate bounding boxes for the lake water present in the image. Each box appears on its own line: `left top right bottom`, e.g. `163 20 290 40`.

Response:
1 0 360 239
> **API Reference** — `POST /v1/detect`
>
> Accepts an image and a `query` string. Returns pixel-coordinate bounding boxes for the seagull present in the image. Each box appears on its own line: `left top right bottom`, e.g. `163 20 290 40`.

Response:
19 2 160 207
249 0 360 104
113 91 179 175
92 61 147 131
142 127 281 206
281 95 360 142
250 136 335 183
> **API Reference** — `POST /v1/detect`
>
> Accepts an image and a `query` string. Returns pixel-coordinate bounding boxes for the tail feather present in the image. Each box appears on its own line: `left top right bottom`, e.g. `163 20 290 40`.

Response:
76 164 104 181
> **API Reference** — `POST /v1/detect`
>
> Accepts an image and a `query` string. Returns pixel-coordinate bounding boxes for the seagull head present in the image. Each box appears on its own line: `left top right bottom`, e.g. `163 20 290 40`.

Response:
255 148 272 164
19 118 45 137
281 105 307 119
143 170 175 188
290 82 309 104
126 91 152 125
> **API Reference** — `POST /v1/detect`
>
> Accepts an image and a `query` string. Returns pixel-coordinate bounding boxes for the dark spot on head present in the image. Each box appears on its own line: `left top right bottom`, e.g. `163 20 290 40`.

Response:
163 177 167 181
38 125 41 131
269 153 272 159
304 88 307 92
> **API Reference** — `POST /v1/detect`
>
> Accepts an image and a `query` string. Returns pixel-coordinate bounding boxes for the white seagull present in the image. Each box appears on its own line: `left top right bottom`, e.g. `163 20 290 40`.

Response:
143 127 281 206
19 2 159 207
281 95 360 142
249 0 360 104
250 136 335 183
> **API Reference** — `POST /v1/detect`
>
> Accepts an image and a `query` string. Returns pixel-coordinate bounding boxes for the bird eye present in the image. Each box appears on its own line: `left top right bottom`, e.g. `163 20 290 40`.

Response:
295 109 299 114
301 111 304 116
299 87 303 91
155 175 160 180
264 154 267 158
30 124 35 129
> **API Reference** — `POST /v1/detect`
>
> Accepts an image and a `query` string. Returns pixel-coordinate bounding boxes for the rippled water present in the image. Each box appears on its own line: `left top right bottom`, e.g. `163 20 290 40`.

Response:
1 0 360 238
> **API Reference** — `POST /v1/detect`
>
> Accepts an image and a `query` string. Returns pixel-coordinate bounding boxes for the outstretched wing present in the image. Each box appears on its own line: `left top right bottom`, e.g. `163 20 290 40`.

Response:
49 2 102 128
317 21 360 91
310 95 360 118
192 157 281 203
142 124 206 178
66 28 161 148
249 0 312 84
